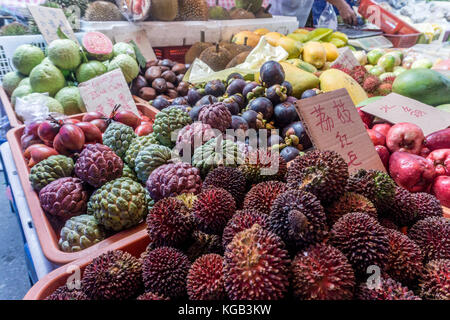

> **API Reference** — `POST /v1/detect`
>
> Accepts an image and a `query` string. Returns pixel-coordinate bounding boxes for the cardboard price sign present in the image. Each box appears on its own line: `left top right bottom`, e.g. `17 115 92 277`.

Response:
296 88 386 173
27 5 77 44
78 69 139 117
114 28 156 61
361 93 450 136
331 47 360 69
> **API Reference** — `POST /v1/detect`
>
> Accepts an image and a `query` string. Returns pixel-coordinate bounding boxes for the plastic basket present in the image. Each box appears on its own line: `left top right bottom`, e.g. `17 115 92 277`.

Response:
154 45 191 64
23 229 149 300
384 33 422 48
6 103 157 265
358 0 420 35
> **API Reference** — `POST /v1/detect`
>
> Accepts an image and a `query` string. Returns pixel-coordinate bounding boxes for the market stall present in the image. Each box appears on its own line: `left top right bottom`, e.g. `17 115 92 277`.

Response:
0 0 449 303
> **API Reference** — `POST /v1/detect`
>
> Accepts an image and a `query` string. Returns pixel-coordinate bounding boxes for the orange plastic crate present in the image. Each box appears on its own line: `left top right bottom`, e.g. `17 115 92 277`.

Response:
154 45 191 64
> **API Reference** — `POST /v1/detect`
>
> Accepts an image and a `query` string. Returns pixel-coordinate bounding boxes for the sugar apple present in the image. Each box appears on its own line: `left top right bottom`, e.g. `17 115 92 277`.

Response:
175 122 217 157
135 144 173 183
74 143 123 188
29 155 74 191
146 162 202 202
198 102 232 132
39 177 88 220
152 106 192 147
58 214 106 252
122 164 138 181
88 177 148 231
192 137 243 176
123 133 159 169
103 122 136 158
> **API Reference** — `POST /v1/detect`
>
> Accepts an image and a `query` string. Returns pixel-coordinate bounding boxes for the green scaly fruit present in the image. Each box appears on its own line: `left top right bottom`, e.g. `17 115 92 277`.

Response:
103 122 136 159
134 144 173 183
123 133 159 169
29 155 74 191
152 106 192 147
58 215 106 252
122 164 138 182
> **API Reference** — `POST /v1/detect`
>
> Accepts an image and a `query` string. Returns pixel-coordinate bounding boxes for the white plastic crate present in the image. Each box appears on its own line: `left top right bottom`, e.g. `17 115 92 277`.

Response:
0 33 84 84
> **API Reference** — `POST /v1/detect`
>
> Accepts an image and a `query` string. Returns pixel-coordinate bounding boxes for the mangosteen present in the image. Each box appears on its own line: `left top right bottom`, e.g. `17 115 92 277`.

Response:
282 81 293 96
226 78 247 96
268 134 283 147
189 105 204 121
242 82 259 98
139 87 156 101
223 98 240 115
152 78 168 93
280 146 301 162
157 94 170 100
152 97 170 110
273 102 299 128
242 110 259 129
301 89 317 99
161 70 177 83
177 82 189 97
265 84 288 105
195 95 218 107
187 88 202 105
230 115 249 131
145 66 162 83
231 94 246 109
260 61 285 87
172 63 187 75
282 121 312 150
286 96 297 104
226 72 244 82
204 79 226 97
248 97 273 120
172 97 188 105
246 85 265 101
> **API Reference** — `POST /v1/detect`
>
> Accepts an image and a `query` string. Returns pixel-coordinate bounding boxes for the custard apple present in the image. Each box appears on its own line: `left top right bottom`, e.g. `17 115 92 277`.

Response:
198 102 232 132
88 177 148 231
152 106 192 147
39 177 88 220
74 143 123 188
175 122 217 156
135 144 173 183
103 122 136 158
122 164 138 181
123 133 159 169
58 215 106 252
192 137 243 176
29 155 74 191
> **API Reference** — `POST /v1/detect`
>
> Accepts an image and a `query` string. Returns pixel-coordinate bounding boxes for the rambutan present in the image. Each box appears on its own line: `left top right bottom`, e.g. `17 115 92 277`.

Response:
185 230 223 262
350 66 368 85
136 292 169 300
356 277 421 300
383 76 396 84
376 82 392 96
187 254 225 300
363 75 381 93
243 181 287 215
326 192 377 226
222 209 269 247
46 286 89 300
203 166 246 206
238 149 287 187
332 63 351 74
419 259 450 300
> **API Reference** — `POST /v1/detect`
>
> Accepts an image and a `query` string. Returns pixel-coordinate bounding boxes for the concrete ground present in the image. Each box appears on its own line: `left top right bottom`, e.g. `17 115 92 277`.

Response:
0 171 30 300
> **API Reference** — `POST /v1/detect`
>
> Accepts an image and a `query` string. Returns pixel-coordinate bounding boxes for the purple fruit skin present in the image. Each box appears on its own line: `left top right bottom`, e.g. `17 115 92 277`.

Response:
280 146 300 162
189 105 204 121
171 97 188 105
282 121 312 150
226 79 247 95
231 115 249 131
268 134 283 147
274 102 299 128
224 101 240 115
286 96 297 103
424 128 450 151
241 110 258 129
195 95 218 107
260 61 285 87
248 97 273 119
301 89 317 99
198 103 232 132
205 80 226 97
187 89 202 105
282 81 293 96
242 82 259 98
152 97 170 110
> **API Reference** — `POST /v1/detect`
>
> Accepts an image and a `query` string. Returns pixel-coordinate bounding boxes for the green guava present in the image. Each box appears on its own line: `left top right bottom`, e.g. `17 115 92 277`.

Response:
367 49 383 65
29 63 66 96
11 84 32 106
2 71 25 96
75 60 107 83
55 86 86 115
378 55 396 72
18 77 30 87
12 44 45 75
107 54 139 83
48 39 82 71
411 58 433 69
369 65 385 76
393 66 406 76
113 42 136 60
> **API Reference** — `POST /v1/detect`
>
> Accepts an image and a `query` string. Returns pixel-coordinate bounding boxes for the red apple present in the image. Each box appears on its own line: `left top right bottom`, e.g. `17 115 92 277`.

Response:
389 151 436 192
372 123 392 137
386 122 424 155
375 145 390 169
431 176 450 207
367 129 386 146
427 149 450 176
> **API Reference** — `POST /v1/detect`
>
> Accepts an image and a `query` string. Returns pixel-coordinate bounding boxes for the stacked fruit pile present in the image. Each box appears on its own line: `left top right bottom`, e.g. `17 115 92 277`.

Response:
43 148 449 300
2 31 140 118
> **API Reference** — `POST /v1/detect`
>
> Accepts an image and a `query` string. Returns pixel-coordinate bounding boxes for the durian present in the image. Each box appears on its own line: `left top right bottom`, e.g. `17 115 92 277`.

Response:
84 1 125 21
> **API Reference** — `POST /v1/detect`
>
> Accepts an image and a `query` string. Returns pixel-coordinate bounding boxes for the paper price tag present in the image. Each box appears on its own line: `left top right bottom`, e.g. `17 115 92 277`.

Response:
78 69 139 117
331 47 360 69
296 88 386 173
27 5 77 44
361 93 450 136
114 28 156 61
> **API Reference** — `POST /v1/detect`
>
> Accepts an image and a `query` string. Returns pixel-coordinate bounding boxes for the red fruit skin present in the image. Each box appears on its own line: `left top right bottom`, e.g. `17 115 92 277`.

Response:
37 121 60 143
427 149 450 176
58 124 85 152
357 107 374 128
82 111 104 122
21 134 43 151
113 110 140 129
90 119 108 133
375 145 390 169
367 129 386 146
372 123 392 137
389 151 436 192
386 123 425 155
25 145 58 167
53 134 71 156
424 128 450 151
141 115 150 123
24 121 42 137
431 176 450 207
420 147 431 158
64 119 80 124
135 123 153 136
75 122 103 144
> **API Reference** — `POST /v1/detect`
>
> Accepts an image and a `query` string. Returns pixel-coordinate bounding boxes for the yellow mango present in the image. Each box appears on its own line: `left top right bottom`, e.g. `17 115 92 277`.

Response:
302 41 327 69
254 28 270 36
287 33 308 43
321 42 339 62
329 38 346 48
278 36 302 59
293 28 310 35
264 32 282 46
232 31 261 47
319 69 368 105
331 31 348 44
286 58 317 73
279 62 320 98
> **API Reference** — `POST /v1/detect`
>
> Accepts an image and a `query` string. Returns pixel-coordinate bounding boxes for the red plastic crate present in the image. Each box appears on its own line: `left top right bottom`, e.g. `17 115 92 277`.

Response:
384 33 421 48
154 45 191 64
358 0 420 35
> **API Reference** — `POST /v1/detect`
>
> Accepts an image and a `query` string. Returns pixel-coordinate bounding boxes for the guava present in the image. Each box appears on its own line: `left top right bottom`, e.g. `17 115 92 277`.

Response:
411 58 433 69
76 60 107 83
378 55 396 72
393 66 406 76
12 44 45 75
367 49 383 65
18 77 30 87
29 63 66 96
48 39 82 71
107 54 139 83
82 31 113 61
25 94 64 114
113 42 136 60
11 85 32 106
2 71 25 96
55 86 86 115
369 65 384 76
384 52 401 66
364 64 374 72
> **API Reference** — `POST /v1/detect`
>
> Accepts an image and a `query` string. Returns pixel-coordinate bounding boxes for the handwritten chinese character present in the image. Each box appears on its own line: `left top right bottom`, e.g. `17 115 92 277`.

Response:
347 151 362 167
336 131 353 149
311 105 334 133
380 105 396 113
333 100 353 124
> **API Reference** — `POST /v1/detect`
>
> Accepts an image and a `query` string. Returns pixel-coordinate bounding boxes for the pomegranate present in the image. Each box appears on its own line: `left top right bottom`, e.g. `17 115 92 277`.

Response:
386 123 424 155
